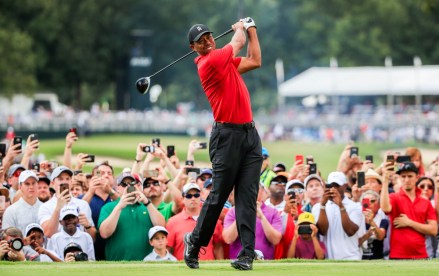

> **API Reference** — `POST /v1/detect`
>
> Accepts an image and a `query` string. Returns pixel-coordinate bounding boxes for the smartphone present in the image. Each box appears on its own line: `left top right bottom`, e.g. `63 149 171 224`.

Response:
185 160 194 166
0 195 5 209
309 163 317 174
48 161 59 170
32 163 40 172
295 154 304 165
0 158 2 167
167 145 175 158
306 155 314 164
188 172 198 180
127 185 137 194
86 155 95 163
386 155 395 171
365 155 373 163
287 190 295 200
197 142 207 149
0 143 6 157
13 136 22 150
69 128 77 135
143 170 159 178
362 198 370 212
142 146 155 153
152 138 160 147
396 155 411 163
357 171 365 188
350 147 359 157
73 170 82 176
59 183 70 194
30 133 39 145
186 167 200 174
325 183 332 189
298 225 312 235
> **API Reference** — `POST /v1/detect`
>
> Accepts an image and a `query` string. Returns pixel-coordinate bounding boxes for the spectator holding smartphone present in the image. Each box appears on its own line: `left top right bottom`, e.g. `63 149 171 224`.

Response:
380 162 437 259
358 190 388 259
287 212 326 259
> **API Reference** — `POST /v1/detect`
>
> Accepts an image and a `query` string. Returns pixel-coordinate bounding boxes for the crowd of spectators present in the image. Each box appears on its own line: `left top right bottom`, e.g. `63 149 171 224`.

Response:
0 129 438 262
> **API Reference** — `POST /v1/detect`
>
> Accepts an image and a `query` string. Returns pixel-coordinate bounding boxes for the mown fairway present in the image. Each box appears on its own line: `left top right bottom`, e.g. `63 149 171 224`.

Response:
1 260 439 276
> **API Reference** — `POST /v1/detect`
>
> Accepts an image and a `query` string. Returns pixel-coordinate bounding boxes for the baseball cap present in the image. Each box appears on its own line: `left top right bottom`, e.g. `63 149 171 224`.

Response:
25 223 44 237
18 170 39 184
59 205 79 220
327 171 347 186
297 212 315 225
286 179 305 191
183 183 200 194
64 242 83 256
148 226 168 240
37 172 51 185
262 147 269 157
396 162 418 175
50 166 73 182
365 169 382 184
271 172 289 184
116 172 136 185
273 162 286 172
204 178 213 189
198 168 213 179
188 24 213 43
304 174 323 189
7 164 25 178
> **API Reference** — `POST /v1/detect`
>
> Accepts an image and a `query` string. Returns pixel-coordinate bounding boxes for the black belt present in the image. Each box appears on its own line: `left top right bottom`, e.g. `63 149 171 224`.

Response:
213 121 255 130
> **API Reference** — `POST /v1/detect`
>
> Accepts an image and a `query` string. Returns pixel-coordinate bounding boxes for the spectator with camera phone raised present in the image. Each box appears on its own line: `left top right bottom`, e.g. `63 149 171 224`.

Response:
312 171 365 260
380 161 437 259
3 139 25 201
287 212 326 259
62 128 79 169
25 223 62 262
47 205 95 261
358 190 388 260
98 172 165 261
63 242 89 262
19 134 40 171
38 166 96 240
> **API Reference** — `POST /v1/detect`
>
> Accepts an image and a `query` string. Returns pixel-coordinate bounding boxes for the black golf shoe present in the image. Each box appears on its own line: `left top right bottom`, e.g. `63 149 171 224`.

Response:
231 256 253 270
183 233 200 269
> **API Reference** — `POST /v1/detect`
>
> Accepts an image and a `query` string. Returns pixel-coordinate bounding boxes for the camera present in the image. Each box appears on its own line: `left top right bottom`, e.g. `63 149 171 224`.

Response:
298 225 312 235
30 133 39 149
185 160 194 166
167 145 175 158
186 167 201 174
9 238 24 251
396 155 411 163
309 163 317 174
196 142 207 149
32 163 40 172
386 155 395 171
287 189 296 200
142 146 155 153
365 155 373 163
357 171 365 188
74 252 89 261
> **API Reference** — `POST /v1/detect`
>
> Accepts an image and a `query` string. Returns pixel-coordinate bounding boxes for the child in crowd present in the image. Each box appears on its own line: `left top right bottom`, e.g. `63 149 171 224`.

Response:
143 226 177 261
25 223 62 262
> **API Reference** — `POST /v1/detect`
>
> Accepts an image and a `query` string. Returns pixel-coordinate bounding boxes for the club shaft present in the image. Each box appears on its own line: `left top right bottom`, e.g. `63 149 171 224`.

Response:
148 28 233 78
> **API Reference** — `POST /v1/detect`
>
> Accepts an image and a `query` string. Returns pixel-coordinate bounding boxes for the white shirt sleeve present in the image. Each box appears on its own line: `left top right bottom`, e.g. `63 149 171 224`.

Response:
1 206 15 229
86 234 96 261
38 202 53 226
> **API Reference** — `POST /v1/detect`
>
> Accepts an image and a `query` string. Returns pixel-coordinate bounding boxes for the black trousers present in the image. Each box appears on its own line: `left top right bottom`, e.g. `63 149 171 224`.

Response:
191 123 262 258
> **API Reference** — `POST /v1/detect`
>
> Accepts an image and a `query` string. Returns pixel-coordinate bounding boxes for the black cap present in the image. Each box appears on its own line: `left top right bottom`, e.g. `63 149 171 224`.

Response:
63 242 83 256
396 162 418 175
188 24 212 43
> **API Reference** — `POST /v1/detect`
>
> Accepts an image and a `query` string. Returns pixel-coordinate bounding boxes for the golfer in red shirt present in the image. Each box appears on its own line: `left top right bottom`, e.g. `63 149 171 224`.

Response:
183 18 262 270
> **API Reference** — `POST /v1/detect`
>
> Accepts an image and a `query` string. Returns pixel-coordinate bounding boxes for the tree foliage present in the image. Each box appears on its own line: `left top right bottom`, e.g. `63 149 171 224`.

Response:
1 0 438 110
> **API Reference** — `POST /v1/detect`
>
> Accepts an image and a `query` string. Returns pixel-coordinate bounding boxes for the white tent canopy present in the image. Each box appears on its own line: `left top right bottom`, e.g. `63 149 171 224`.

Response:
278 65 439 97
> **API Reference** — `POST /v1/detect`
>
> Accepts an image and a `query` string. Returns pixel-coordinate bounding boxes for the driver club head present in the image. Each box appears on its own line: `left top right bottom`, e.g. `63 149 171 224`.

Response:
136 77 151 94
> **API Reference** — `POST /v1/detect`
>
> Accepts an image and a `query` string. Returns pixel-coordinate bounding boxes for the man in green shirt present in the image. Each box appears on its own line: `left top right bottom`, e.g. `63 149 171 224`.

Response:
98 172 166 261
260 147 276 188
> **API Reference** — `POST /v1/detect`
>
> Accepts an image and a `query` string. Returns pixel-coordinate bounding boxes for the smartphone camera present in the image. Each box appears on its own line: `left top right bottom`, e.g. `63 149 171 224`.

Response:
186 167 200 174
357 171 365 188
287 189 296 200
309 163 317 174
185 160 194 166
13 136 22 152
59 183 69 194
32 163 40 172
295 154 304 165
350 147 359 158
197 142 207 149
30 134 39 149
143 146 155 153
167 145 175 158
298 225 312 235
152 138 160 147
386 155 395 171
86 155 95 163
365 155 373 163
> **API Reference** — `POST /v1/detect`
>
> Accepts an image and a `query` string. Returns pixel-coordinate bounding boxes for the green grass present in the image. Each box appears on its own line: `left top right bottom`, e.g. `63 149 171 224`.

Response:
1 260 439 276
37 134 434 176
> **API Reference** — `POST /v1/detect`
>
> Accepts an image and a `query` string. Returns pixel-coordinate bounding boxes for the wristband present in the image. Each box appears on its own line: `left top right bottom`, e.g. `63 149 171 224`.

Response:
135 159 142 163
164 179 171 185
85 225 92 230
320 205 326 210
145 200 151 207
108 190 115 196
340 207 346 212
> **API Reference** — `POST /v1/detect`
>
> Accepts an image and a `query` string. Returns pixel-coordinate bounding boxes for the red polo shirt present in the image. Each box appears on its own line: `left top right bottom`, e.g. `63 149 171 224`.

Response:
166 208 223 260
194 44 252 124
386 188 437 259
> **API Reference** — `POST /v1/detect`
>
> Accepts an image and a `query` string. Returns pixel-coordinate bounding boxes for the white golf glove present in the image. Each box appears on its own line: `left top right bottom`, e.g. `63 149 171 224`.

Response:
240 17 256 30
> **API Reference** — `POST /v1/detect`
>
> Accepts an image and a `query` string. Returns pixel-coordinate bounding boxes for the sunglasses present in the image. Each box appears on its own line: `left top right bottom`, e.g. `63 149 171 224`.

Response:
369 199 377 204
119 181 137 187
291 188 304 194
418 184 434 190
271 181 286 185
144 181 160 188
184 193 200 199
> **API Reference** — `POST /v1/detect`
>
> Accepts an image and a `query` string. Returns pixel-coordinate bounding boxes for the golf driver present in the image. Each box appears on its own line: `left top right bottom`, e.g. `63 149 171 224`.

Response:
136 28 233 94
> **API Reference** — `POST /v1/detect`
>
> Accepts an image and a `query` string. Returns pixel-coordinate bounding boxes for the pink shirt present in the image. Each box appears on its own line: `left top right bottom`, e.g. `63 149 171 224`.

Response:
295 237 327 259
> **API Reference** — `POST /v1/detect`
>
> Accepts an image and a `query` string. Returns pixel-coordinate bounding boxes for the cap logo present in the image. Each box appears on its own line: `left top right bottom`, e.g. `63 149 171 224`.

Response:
196 26 202 31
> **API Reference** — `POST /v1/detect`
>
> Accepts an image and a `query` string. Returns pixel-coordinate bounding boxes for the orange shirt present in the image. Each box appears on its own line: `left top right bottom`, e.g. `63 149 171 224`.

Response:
166 208 223 260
